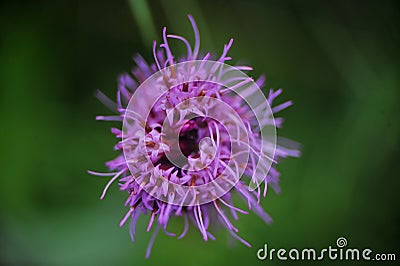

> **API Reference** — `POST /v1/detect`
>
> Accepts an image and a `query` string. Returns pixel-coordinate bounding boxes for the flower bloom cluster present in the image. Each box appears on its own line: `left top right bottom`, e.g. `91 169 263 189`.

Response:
90 15 300 258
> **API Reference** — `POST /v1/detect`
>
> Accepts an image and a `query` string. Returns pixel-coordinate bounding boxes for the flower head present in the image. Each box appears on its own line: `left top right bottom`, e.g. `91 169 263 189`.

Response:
90 15 300 258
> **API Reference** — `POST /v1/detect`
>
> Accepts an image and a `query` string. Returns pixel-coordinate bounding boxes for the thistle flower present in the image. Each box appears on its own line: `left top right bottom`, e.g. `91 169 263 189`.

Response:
89 15 300 258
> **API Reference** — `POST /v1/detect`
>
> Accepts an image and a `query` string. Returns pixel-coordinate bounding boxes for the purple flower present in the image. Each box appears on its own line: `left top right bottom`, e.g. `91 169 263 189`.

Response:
89 15 300 258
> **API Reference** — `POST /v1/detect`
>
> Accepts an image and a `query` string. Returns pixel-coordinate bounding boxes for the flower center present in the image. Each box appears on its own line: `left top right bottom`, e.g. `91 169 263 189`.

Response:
153 117 221 174
179 121 199 157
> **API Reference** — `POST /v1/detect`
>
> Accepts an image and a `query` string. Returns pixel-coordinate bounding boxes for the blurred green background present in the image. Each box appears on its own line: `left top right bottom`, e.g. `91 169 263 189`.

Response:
0 0 399 265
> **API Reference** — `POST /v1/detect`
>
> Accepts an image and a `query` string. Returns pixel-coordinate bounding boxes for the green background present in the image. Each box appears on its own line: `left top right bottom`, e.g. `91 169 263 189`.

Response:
0 0 398 265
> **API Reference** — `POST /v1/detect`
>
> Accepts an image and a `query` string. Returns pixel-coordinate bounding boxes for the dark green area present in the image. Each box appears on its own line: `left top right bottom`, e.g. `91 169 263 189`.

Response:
0 0 398 265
